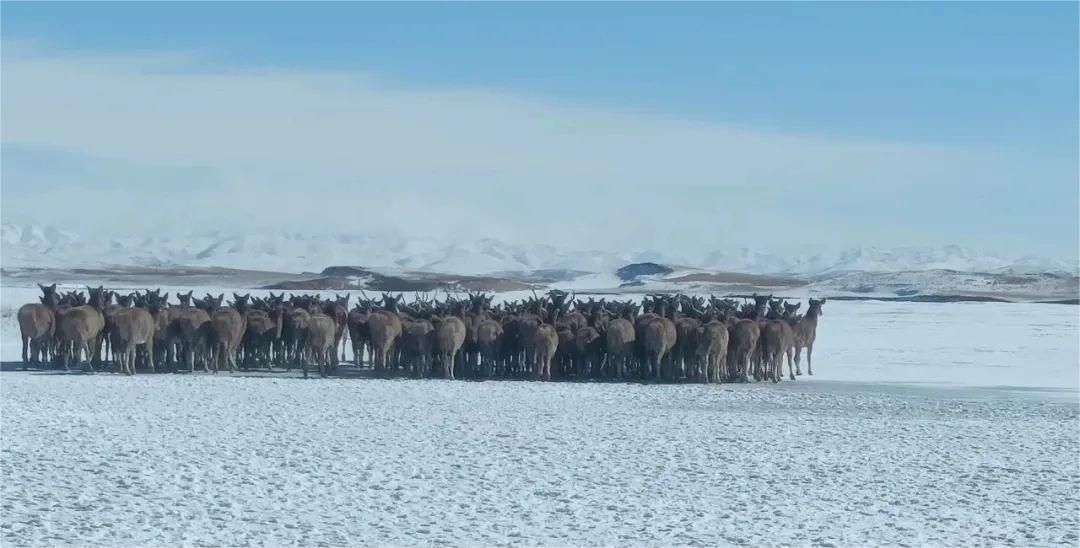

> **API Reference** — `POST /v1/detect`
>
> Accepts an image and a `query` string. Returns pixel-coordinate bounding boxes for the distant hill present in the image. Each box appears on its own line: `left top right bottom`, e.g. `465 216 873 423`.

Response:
3 223 1077 278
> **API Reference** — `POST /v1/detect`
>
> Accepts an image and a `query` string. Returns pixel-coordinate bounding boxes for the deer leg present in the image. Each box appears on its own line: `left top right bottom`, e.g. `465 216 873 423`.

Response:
339 331 346 364
215 343 225 374
146 339 155 373
84 341 97 372
742 349 752 383
806 345 813 375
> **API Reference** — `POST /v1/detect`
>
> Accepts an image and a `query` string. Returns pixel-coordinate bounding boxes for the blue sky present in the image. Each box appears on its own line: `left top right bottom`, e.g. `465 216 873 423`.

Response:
2 2 1077 258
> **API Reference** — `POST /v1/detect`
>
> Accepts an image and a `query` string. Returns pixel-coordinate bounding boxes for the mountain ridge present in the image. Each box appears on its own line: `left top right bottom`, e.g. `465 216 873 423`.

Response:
3 223 1076 277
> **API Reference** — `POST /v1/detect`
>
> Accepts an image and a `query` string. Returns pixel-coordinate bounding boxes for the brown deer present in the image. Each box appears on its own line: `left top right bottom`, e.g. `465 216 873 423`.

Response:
304 308 337 378
434 315 466 380
533 323 559 381
209 294 246 373
56 286 107 371
401 318 435 378
759 320 789 383
642 296 677 381
674 316 701 380
695 320 729 383
367 294 403 374
727 318 760 383
171 304 212 372
110 300 157 375
282 304 311 368
793 298 826 375
329 294 350 366
476 319 503 377
18 284 58 369
243 307 282 369
347 299 373 367
604 304 637 380
573 326 602 378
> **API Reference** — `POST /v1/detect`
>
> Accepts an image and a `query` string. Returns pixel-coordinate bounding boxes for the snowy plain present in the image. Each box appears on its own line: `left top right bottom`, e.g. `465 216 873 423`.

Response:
2 282 1078 546
3 375 1078 546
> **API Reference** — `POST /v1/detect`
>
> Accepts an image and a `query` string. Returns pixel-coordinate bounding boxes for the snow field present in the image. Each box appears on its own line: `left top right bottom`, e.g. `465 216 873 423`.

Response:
2 374 1077 546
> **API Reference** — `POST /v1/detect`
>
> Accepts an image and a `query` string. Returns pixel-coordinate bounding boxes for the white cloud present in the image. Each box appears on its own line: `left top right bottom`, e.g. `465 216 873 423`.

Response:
2 41 1075 258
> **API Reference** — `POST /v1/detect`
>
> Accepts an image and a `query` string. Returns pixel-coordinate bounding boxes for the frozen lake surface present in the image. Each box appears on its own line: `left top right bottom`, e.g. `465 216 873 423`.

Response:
1 284 1078 545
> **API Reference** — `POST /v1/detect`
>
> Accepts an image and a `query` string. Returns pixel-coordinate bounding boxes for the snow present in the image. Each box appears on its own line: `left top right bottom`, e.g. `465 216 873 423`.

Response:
2 281 1078 545
803 269 1080 302
2 374 1077 546
4 223 1076 276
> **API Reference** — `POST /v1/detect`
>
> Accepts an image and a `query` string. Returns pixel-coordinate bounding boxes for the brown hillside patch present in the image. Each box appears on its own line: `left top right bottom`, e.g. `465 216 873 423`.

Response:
666 272 807 287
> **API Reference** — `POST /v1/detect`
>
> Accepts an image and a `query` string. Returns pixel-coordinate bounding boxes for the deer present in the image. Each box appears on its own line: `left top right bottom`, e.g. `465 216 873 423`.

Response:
476 318 503 377
792 298 826 376
604 302 638 380
109 294 158 375
173 298 213 373
367 294 403 375
642 295 678 381
56 286 107 371
18 284 59 369
209 293 247 373
434 315 466 380
695 320 730 384
303 303 337 378
401 318 435 378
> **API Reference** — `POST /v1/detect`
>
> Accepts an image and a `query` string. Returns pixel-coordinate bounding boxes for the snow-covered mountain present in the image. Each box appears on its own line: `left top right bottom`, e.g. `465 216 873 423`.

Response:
2 223 1076 276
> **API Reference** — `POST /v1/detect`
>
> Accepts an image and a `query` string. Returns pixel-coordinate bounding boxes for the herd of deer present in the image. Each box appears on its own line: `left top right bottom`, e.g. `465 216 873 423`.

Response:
17 284 825 383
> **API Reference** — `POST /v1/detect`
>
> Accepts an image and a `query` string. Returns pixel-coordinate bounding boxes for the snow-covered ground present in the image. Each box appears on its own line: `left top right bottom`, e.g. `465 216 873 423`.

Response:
2 375 1077 546
2 282 1078 545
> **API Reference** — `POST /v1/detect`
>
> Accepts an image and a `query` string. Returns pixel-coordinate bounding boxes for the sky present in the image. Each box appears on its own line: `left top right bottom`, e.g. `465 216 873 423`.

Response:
2 2 1077 259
